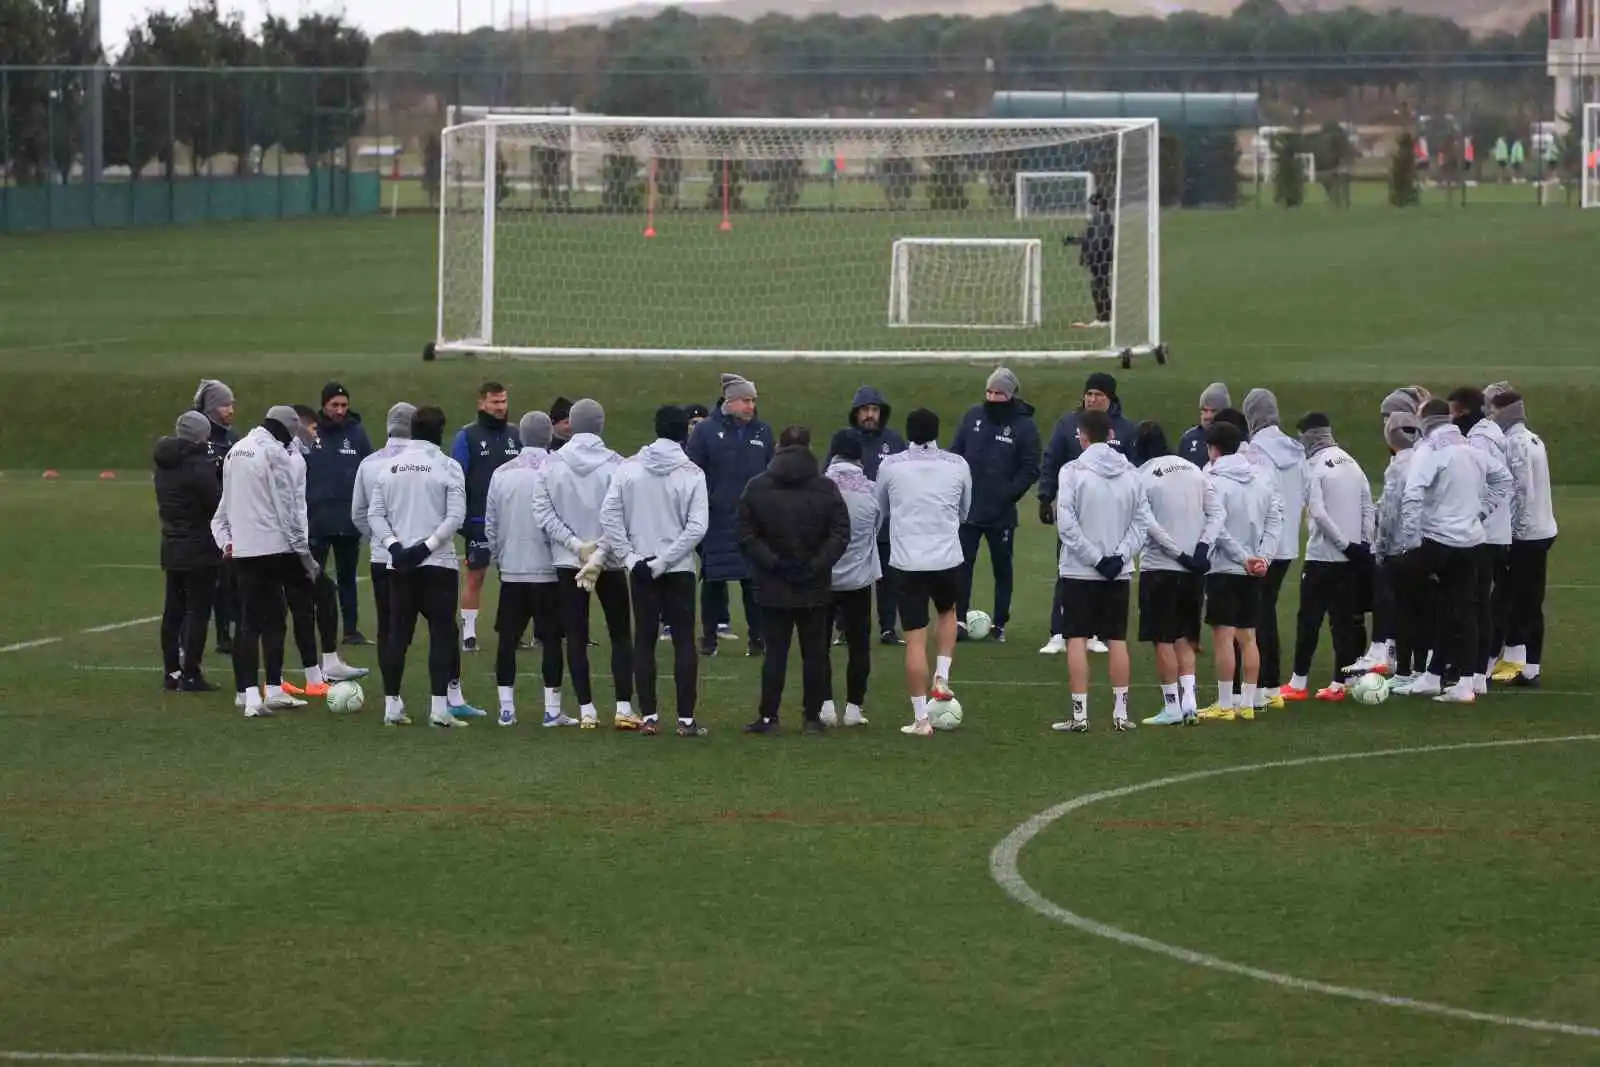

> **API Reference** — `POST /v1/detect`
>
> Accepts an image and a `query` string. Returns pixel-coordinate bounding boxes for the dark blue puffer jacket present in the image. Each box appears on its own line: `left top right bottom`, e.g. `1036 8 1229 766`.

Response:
305 412 374 538
687 407 774 581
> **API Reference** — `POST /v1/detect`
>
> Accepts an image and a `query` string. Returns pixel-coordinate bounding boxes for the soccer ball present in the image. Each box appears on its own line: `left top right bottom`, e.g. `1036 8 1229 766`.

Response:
1349 673 1389 706
326 680 365 714
928 696 964 731
965 610 993 641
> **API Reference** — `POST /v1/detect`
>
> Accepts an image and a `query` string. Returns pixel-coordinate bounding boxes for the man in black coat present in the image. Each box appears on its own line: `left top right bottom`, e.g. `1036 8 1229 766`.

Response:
155 411 225 691
736 425 851 734
193 378 238 654
305 381 374 644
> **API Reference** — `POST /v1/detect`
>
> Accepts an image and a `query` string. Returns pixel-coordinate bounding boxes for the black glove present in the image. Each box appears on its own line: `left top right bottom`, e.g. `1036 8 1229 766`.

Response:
777 558 812 586
1343 542 1375 565
298 551 321 582
1094 555 1124 580
631 557 656 583
1038 498 1055 525
395 542 432 570
1178 552 1210 575
1192 542 1210 570
387 542 408 570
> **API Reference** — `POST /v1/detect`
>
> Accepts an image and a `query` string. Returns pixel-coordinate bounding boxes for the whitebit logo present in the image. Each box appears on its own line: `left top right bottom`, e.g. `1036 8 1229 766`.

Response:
391 463 432 474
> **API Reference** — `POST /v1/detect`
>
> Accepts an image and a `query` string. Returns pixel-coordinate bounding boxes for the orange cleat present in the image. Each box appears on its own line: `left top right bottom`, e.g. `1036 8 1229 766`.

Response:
1279 686 1310 702
1314 685 1346 702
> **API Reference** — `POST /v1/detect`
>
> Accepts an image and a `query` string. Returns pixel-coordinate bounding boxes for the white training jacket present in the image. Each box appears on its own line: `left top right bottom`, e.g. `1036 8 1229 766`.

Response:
534 433 624 571
600 439 709 576
825 458 884 592
1400 424 1505 551
352 440 412 566
211 425 307 560
1246 426 1306 561
1303 444 1376 562
366 440 467 570
1137 454 1223 573
486 447 559 584
1500 421 1558 542
1465 419 1513 547
1056 443 1148 581
874 443 971 572
1207 453 1284 576
1374 449 1418 560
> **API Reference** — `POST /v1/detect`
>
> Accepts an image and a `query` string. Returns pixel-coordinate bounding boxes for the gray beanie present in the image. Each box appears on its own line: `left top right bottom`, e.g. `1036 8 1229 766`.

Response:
720 373 757 402
568 398 605 437
1199 382 1230 411
519 411 554 448
1380 387 1424 421
1384 411 1421 451
1483 381 1514 412
175 411 211 444
985 367 1020 399
385 402 416 441
264 405 300 436
193 379 234 421
1242 388 1279 434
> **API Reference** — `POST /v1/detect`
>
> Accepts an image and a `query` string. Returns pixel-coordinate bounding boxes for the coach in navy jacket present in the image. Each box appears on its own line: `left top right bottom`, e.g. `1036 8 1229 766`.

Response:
1037 371 1140 516
305 382 374 642
1176 382 1230 468
687 373 775 655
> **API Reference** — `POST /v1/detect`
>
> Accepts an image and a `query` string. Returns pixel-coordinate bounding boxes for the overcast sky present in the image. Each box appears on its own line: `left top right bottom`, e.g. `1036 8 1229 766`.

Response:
97 0 674 46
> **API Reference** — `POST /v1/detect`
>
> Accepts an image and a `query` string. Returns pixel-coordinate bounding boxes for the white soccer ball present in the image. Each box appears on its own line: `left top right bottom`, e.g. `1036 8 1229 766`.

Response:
327 680 365 714
1349 672 1389 706
928 696 964 731
965 610 993 641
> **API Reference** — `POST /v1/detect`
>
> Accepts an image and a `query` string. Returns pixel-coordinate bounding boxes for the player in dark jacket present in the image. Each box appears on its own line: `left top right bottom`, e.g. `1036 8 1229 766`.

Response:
449 381 521 651
193 378 238 654
1063 190 1115 327
156 412 225 691
950 367 1041 642
305 381 374 644
1177 382 1230 468
825 385 908 643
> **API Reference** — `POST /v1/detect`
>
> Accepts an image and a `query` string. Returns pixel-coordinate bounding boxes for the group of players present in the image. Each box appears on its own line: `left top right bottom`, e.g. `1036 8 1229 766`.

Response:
152 367 1557 735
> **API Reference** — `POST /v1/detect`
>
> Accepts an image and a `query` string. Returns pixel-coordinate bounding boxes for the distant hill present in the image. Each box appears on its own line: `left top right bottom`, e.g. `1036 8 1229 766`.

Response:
549 0 1539 35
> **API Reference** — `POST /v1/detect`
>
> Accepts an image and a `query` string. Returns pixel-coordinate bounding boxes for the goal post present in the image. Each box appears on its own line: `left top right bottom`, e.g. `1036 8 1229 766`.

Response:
431 115 1162 363
1585 103 1599 210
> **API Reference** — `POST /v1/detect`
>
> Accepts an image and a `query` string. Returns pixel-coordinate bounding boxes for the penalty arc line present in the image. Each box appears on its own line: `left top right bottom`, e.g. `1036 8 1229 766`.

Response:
988 733 1600 1040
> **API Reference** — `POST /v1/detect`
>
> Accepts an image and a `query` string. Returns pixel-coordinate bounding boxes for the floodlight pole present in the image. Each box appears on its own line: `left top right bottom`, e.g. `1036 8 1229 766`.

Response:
83 0 104 182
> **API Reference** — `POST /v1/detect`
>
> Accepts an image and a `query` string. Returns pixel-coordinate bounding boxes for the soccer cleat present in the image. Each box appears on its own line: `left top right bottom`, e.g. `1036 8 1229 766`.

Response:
430 709 466 727
281 680 327 699
698 638 718 658
1087 637 1110 654
342 631 369 647
843 705 868 727
264 691 308 710
1196 704 1234 721
1385 673 1416 694
880 629 905 647
178 673 219 693
498 708 517 727
579 711 599 730
745 642 765 658
382 713 411 726
1314 685 1346 703
1406 676 1443 698
542 711 578 728
640 718 660 736
717 623 738 641
992 625 1006 643
1051 718 1090 733
802 717 829 735
1182 711 1199 726
449 701 488 719
163 671 180 692
1508 673 1541 689
1142 707 1188 726
324 661 369 682
1039 635 1066 655
1279 686 1310 702
1113 717 1135 732
1258 692 1285 711
818 700 839 727
1236 706 1257 721
1433 684 1476 705
659 625 673 642
243 704 274 719
1490 661 1526 684
615 711 643 731
676 720 709 737
930 679 954 703
745 716 780 735
461 636 478 653
900 718 934 736
830 630 844 647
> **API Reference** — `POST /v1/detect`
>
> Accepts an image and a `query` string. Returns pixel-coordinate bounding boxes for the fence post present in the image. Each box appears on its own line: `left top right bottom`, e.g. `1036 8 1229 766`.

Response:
167 76 177 224
1 70 9 234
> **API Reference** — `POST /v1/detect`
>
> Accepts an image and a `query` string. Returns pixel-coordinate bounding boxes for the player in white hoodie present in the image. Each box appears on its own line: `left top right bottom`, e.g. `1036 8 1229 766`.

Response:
1369 411 1429 685
351 402 416 661
1050 409 1149 733
533 398 633 730
1448 385 1514 695
1240 389 1306 708
1199 421 1283 721
1487 389 1557 686
821 430 884 728
600 405 710 736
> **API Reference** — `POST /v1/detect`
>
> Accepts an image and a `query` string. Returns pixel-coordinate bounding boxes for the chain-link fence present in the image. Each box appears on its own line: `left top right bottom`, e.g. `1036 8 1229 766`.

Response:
2 54 1590 232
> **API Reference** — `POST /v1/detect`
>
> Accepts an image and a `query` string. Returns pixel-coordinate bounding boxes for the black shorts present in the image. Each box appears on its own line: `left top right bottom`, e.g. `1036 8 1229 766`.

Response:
893 566 962 632
1056 577 1130 642
461 523 491 571
1205 573 1261 630
1138 569 1203 645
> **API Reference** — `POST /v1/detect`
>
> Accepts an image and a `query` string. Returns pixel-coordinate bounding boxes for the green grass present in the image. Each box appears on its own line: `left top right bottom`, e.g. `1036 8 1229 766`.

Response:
1 202 1598 1066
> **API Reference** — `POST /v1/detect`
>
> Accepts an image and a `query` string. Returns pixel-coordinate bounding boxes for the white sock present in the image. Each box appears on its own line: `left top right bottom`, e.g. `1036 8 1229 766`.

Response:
447 679 465 705
461 609 478 639
321 651 341 671
384 695 402 717
497 685 514 711
544 688 562 713
242 688 261 709
580 702 598 719
934 655 952 683
1218 680 1235 709
1524 663 1541 678
1071 693 1087 723
846 702 864 719
431 694 448 717
1161 683 1179 709
1112 686 1129 721
305 664 324 686
616 700 633 718
1366 641 1386 661
1241 683 1257 709
1264 687 1280 699
1420 671 1440 687
266 684 286 701
1289 673 1308 691
1326 679 1344 692
643 712 659 723
1385 639 1396 659
911 695 928 722
1506 644 1527 663
1178 674 1197 712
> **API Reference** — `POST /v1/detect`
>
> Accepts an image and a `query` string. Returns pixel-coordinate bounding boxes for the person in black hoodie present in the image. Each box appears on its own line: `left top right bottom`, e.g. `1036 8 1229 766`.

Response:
155 412 225 691
737 425 851 734
194 378 239 654
305 381 374 645
825 385 908 644
950 367 1040 642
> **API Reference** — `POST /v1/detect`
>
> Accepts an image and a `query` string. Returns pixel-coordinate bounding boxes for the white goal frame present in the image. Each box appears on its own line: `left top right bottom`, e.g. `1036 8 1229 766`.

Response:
1014 170 1096 220
1584 103 1599 209
888 238 1043 329
431 115 1162 363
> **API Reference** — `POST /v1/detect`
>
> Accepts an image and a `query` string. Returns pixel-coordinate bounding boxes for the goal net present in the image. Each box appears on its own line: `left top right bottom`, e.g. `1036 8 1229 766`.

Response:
433 116 1160 362
1585 103 1599 210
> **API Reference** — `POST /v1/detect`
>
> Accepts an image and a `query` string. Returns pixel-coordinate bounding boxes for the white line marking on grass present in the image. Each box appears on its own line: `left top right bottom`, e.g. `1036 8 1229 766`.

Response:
0 1052 422 1066
81 616 162 634
87 564 163 570
0 336 131 356
989 734 1600 1039
0 638 62 653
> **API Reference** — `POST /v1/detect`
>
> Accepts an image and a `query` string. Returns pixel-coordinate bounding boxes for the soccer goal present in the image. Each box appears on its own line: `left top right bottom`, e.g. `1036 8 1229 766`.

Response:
1584 103 1600 209
1014 171 1096 220
430 115 1162 364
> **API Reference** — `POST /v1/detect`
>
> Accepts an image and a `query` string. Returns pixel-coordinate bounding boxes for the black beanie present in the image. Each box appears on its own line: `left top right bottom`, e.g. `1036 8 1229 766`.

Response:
684 402 710 421
1084 372 1118 399
654 404 690 444
905 408 940 445
549 397 573 423
829 429 863 462
321 381 349 406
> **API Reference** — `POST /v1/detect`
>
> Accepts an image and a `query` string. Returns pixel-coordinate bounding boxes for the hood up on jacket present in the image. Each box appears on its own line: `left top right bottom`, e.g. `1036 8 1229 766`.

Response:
1078 441 1134 480
153 435 205 470
848 386 892 431
767 444 820 485
1210 452 1257 485
640 438 695 476
1250 426 1305 471
556 433 618 476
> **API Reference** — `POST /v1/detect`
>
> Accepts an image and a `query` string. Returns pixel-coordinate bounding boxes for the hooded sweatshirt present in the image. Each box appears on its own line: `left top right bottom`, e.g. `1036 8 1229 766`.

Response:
1137 453 1224 572
211 424 307 560
485 447 559 584
1376 449 1419 560
600 439 710 576
533 432 623 570
828 386 906 481
1457 414 1514 547
1245 426 1306 560
153 434 223 571
366 439 467 570
1207 453 1284 576
1303 441 1375 562
875 442 971 572
1055 443 1148 581
1495 413 1558 542
351 405 416 566
1399 423 1500 551
825 457 885 592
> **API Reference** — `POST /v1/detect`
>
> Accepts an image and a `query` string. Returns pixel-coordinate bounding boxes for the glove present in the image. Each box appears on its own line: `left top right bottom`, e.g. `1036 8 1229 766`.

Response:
648 557 669 579
298 552 321 582
387 541 408 570
1093 555 1124 580
576 540 599 564
1343 542 1374 565
631 558 656 583
396 542 432 570
777 558 813 586
574 547 607 592
1038 498 1055 525
1191 542 1210 570
1178 552 1210 576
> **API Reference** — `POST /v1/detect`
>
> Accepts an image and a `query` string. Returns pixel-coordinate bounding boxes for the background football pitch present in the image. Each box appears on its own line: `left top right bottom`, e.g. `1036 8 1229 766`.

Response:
1 202 1599 1066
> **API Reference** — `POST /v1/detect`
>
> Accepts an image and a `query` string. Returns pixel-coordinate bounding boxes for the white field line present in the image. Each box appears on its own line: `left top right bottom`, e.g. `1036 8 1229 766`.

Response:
0 336 131 356
989 733 1600 1039
81 616 162 634
0 638 62 653
0 1052 422 1066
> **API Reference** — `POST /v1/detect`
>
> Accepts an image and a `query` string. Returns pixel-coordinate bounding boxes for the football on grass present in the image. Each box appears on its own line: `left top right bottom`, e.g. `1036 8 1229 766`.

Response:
928 696 963 731
327 680 365 714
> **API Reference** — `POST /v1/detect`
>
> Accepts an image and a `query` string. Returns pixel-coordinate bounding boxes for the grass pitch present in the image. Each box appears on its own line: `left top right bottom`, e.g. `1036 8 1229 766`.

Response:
1 201 1599 1067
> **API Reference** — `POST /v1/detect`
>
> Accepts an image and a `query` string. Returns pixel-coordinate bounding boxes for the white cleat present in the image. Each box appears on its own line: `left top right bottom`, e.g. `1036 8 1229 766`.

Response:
1407 675 1443 698
1052 718 1090 733
1113 717 1135 732
818 700 838 727
843 704 868 727
1434 684 1477 705
264 691 307 710
430 710 466 727
324 660 369 682
243 704 274 719
1039 634 1066 655
900 718 934 737
542 711 578 728
930 679 954 702
1087 637 1110 654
